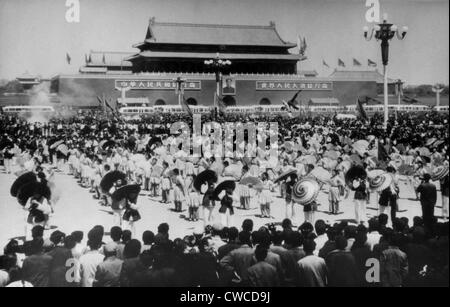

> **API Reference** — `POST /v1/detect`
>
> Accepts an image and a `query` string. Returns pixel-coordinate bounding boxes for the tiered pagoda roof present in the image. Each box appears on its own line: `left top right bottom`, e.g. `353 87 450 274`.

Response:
127 18 305 74
132 18 297 49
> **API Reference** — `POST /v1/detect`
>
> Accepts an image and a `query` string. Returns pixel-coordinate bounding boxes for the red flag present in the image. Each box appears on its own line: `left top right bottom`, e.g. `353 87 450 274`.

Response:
368 59 377 67
181 97 193 117
356 96 368 122
353 58 361 66
66 53 71 64
216 94 227 114
338 58 345 67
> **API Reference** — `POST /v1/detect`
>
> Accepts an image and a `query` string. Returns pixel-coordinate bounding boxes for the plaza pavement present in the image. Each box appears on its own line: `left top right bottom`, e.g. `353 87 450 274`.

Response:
0 166 446 250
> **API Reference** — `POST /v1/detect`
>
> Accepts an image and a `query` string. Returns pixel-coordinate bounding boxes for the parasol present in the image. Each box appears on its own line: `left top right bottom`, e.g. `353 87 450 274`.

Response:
369 173 392 192
212 180 236 200
292 178 320 205
309 167 331 184
111 184 141 202
431 165 449 181
418 147 431 157
10 172 37 197
299 155 317 165
239 176 263 187
348 154 363 165
194 170 218 191
50 140 64 149
56 144 69 156
425 138 437 147
338 160 352 173
131 153 146 162
16 181 51 207
174 150 188 159
367 169 385 179
274 169 297 184
323 150 339 160
322 157 338 170
100 171 127 193
345 165 367 189
352 140 369 156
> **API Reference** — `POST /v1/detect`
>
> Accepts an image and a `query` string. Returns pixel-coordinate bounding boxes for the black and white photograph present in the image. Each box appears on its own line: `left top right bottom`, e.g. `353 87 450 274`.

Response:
0 0 448 292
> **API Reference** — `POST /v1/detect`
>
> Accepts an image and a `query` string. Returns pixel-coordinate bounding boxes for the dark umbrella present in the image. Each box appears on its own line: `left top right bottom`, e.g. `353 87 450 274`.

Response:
112 184 141 202
194 170 218 191
10 172 37 197
421 156 431 164
345 165 367 190
100 171 127 193
0 139 13 150
327 134 340 145
126 136 137 150
148 136 162 148
101 140 116 150
274 169 297 184
212 180 236 200
16 182 51 207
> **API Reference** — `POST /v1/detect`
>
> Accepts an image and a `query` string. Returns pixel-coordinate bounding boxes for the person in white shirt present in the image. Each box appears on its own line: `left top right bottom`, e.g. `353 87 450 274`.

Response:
297 240 328 287
313 220 328 255
79 239 104 287
366 218 382 251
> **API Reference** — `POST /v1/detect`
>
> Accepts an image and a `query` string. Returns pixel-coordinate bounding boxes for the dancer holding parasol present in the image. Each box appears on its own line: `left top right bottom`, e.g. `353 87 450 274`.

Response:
346 165 368 225
112 184 141 236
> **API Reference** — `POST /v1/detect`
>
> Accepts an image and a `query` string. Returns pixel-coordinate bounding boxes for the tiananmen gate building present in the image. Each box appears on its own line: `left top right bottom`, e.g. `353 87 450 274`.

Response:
48 18 399 108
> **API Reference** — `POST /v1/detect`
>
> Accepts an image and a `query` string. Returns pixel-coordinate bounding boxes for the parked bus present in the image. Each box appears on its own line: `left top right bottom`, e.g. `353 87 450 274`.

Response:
2 105 55 113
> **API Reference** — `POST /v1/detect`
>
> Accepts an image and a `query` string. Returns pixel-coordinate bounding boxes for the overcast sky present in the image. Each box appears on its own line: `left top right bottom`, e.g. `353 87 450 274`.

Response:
0 0 448 85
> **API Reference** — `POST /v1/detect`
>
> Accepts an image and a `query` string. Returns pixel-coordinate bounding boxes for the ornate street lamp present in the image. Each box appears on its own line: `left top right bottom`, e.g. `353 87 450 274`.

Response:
204 53 231 112
363 13 407 129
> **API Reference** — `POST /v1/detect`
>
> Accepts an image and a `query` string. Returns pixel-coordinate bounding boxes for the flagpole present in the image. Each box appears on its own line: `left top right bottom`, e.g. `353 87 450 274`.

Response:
383 64 388 129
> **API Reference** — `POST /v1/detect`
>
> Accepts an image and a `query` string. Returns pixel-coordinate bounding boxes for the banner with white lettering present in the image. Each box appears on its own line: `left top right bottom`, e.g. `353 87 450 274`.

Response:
256 81 332 91
115 80 201 90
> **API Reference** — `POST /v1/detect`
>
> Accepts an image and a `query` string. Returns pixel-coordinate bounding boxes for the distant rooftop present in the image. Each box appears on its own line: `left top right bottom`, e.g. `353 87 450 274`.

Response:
134 17 297 48
329 69 397 83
